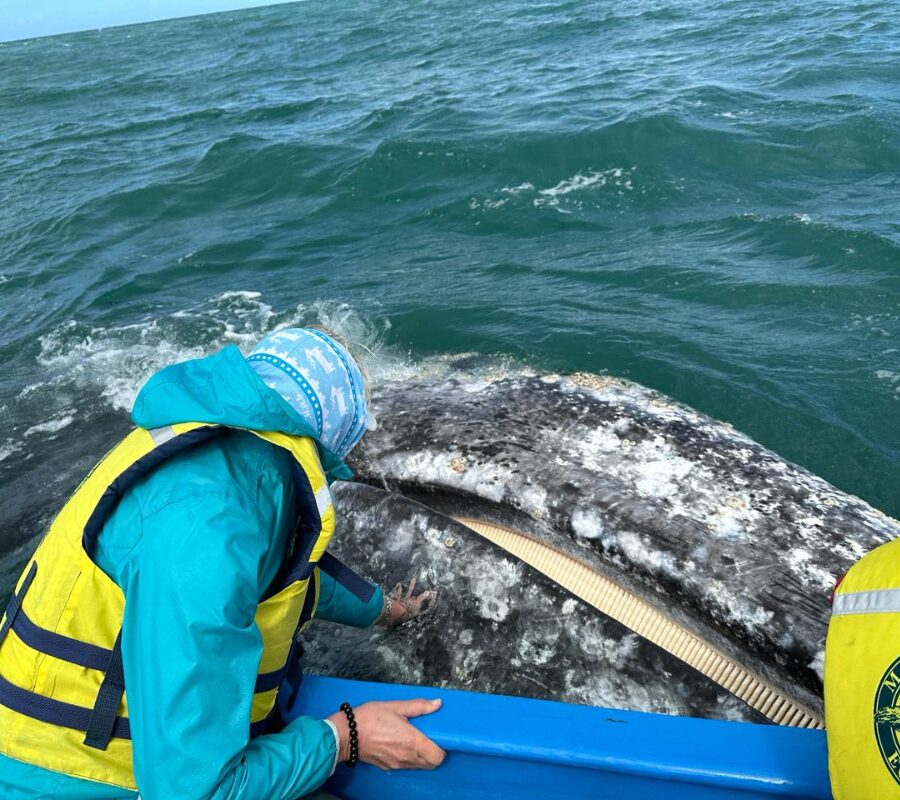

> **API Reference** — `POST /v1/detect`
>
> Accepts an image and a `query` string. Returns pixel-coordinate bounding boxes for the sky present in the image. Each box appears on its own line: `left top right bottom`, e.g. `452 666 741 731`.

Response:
1 0 298 43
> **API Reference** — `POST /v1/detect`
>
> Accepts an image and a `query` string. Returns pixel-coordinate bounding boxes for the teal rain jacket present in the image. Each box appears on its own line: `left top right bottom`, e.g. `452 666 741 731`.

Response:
0 346 383 800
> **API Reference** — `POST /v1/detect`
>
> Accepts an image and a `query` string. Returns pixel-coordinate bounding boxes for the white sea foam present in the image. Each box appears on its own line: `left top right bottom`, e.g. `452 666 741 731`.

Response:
468 197 509 211
478 169 636 215
0 442 21 463
875 370 900 396
25 415 75 437
37 318 209 412
32 293 426 413
500 182 534 194
538 169 624 198
27 291 537 450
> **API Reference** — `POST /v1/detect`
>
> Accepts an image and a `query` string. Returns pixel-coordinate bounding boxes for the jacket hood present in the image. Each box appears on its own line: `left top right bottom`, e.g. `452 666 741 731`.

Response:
130 345 352 480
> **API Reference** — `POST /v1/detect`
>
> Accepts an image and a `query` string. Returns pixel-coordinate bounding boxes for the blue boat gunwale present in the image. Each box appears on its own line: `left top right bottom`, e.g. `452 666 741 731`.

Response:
286 674 831 798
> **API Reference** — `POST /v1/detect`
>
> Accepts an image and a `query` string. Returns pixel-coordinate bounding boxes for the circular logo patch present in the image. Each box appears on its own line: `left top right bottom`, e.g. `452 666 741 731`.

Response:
874 656 900 786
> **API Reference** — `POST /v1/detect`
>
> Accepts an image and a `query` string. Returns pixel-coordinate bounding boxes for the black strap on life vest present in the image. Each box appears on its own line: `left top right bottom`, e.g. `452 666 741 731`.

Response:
83 630 126 750
7 598 287 695
0 561 37 646
270 460 325 588
0 674 131 740
318 552 376 603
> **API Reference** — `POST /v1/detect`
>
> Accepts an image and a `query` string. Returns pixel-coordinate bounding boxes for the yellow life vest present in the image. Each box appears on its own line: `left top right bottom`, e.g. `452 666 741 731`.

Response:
826 536 900 799
0 421 359 790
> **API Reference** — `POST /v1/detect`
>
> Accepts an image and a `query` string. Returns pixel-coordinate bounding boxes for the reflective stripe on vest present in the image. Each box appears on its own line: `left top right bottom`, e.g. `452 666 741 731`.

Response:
0 423 335 790
832 588 900 617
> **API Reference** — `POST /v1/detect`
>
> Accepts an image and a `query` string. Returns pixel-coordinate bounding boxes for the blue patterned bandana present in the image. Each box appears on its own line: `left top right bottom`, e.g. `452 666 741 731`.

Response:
247 328 373 458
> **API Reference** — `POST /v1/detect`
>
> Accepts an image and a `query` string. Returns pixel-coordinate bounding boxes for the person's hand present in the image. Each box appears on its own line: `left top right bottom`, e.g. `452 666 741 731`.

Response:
327 699 446 770
378 577 438 626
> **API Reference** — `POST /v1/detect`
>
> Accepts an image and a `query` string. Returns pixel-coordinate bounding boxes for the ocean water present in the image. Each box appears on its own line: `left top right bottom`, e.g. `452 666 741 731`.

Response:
1 0 899 603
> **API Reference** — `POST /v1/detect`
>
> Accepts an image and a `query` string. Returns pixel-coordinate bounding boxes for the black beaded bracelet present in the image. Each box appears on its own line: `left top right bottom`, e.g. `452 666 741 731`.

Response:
339 702 359 767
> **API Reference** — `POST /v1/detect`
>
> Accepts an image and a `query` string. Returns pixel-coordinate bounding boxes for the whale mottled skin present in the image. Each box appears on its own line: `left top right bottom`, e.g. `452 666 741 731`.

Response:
341 371 900 718
303 481 761 722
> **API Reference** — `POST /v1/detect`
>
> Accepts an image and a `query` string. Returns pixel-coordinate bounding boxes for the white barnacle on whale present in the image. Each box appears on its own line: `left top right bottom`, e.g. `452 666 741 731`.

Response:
633 455 693 500
787 547 837 591
571 506 605 539
580 424 622 456
707 495 760 539
601 528 684 581
809 649 826 681
470 558 522 622
516 626 562 667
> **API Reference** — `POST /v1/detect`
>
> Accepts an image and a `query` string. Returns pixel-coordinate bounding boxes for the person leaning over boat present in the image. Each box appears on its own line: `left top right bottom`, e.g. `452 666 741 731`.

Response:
0 328 443 800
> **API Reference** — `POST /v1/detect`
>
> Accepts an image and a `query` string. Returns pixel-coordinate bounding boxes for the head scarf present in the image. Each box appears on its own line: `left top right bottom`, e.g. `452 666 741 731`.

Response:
247 328 373 458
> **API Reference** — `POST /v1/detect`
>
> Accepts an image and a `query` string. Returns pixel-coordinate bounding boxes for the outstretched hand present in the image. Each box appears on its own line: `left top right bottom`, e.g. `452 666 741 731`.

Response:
379 577 438 627
327 699 446 770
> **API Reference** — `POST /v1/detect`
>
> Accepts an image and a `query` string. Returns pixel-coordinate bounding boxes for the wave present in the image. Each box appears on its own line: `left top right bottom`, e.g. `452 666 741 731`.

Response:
26 292 529 421
5 100 899 295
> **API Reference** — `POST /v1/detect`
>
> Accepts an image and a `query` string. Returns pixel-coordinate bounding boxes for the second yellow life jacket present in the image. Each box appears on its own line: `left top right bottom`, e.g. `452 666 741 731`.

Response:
0 421 372 790
826 535 900 799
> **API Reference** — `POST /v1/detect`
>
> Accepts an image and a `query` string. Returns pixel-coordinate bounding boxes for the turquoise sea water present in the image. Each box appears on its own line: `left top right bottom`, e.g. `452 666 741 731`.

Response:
1 0 899 590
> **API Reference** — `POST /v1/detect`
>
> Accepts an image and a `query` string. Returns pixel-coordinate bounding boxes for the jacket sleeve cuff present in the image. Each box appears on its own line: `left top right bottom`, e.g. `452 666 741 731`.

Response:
322 718 341 775
362 583 385 628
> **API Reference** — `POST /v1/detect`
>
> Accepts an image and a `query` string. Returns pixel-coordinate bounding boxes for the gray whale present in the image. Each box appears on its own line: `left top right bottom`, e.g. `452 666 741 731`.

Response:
335 371 900 722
